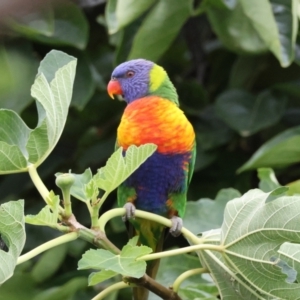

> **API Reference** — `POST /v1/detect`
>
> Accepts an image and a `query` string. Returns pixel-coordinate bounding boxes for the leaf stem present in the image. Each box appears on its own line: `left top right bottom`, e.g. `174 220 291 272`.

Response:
17 232 78 265
27 164 51 205
62 188 72 217
92 281 129 300
27 164 64 214
98 208 200 244
91 191 109 229
137 244 223 262
172 268 208 292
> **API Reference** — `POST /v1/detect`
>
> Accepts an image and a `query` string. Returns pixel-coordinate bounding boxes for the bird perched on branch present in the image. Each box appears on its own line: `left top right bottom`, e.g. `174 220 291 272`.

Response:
107 59 195 300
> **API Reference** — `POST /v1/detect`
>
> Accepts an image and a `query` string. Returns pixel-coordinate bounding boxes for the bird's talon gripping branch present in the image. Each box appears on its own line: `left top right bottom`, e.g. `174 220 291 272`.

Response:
170 216 183 237
122 202 136 222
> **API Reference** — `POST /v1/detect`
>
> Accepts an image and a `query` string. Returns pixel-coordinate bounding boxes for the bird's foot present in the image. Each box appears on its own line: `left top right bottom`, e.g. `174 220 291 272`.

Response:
122 202 136 222
170 216 183 237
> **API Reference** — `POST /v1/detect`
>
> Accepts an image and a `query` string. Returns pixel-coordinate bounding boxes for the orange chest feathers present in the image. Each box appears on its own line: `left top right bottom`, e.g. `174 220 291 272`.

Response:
117 97 195 154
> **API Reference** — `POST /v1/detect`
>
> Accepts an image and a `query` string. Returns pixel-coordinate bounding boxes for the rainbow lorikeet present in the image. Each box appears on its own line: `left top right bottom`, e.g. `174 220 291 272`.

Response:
107 59 195 299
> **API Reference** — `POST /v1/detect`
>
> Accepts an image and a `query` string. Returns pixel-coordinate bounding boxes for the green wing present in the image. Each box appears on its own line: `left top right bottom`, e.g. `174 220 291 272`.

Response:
188 140 197 184
169 140 196 217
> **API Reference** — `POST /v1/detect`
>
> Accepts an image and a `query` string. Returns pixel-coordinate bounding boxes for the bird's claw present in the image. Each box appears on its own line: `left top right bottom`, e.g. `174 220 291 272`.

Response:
170 216 183 237
122 202 136 222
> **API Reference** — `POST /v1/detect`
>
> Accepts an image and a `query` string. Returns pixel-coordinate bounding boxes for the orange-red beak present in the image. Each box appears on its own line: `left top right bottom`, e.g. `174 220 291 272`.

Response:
107 80 123 99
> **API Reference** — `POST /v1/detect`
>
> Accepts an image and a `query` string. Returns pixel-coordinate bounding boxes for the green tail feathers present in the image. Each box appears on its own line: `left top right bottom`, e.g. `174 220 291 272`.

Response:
129 218 166 300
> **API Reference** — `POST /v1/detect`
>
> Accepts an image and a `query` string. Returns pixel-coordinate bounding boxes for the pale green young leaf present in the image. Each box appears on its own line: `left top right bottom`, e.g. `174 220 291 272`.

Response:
0 200 25 284
88 270 118 286
25 192 59 228
78 237 152 278
0 110 30 174
0 50 77 174
29 50 77 167
69 168 93 202
84 179 98 201
0 142 28 174
220 189 300 298
96 144 157 193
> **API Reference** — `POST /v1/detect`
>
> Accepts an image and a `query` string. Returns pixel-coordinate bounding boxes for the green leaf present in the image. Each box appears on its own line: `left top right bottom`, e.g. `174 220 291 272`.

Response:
268 0 298 67
257 168 281 192
195 106 234 151
238 126 300 172
184 188 241 234
29 50 77 167
219 189 300 298
115 0 157 31
88 270 118 286
31 244 68 283
278 242 300 281
69 168 93 202
7 4 54 37
128 0 192 61
0 200 25 284
0 43 39 113
215 89 287 137
71 53 96 110
9 1 89 50
198 247 262 300
95 144 157 193
286 179 300 195
105 0 119 34
78 237 152 279
205 0 298 66
31 277 88 300
25 192 59 228
205 1 268 54
0 50 77 174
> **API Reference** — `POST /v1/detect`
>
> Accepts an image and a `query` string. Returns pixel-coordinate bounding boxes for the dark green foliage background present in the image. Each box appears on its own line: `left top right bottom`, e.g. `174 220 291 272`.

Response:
0 0 299 299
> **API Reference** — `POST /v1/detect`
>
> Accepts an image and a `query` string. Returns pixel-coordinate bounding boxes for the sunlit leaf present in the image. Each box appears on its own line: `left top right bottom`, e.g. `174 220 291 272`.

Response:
78 237 152 278
0 200 25 284
25 192 59 228
220 189 300 298
95 144 157 193
69 168 93 202
0 50 76 174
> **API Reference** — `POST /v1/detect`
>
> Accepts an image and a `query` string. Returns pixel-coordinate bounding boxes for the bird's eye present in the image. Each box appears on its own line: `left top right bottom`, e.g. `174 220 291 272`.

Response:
125 71 135 78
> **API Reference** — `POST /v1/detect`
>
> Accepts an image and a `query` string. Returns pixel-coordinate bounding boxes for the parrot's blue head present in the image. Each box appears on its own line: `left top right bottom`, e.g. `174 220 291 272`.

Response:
107 59 178 105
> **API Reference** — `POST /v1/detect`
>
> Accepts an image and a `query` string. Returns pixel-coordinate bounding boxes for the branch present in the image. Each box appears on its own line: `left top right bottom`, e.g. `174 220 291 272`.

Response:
64 214 120 254
98 208 200 245
27 164 64 214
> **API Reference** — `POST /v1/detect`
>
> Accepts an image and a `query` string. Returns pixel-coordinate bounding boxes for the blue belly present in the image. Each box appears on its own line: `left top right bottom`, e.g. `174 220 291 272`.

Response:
124 151 190 215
